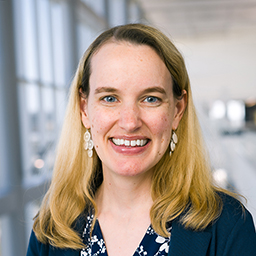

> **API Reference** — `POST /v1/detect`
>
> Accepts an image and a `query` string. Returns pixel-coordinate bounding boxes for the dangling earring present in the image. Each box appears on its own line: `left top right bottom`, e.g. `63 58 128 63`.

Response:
170 130 178 156
84 129 94 158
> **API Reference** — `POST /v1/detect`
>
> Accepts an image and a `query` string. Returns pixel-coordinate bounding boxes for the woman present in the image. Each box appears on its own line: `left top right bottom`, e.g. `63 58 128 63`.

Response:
27 24 256 256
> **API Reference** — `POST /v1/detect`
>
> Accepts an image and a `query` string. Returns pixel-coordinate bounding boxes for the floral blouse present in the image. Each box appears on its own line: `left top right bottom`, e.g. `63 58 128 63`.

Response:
80 214 172 256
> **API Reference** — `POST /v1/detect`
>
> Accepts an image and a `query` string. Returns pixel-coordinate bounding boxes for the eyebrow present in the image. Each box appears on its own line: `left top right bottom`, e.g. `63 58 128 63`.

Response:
94 87 119 94
142 87 166 95
94 86 166 95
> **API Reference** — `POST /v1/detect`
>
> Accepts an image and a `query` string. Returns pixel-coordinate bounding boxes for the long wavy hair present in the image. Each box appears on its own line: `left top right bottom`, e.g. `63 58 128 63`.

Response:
33 23 227 249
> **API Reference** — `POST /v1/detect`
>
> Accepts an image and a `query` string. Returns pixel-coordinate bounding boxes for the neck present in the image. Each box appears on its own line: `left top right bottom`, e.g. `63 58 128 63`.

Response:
95 171 153 217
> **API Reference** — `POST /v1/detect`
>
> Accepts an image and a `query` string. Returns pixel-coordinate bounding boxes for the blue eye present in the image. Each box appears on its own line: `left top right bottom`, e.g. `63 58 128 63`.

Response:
144 96 159 103
102 96 117 103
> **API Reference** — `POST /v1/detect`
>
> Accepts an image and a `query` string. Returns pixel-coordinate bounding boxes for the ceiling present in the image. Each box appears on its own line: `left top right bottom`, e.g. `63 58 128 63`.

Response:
139 0 256 39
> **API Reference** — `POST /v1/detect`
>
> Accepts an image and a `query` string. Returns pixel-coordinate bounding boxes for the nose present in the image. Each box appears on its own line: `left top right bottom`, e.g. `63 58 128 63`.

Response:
118 103 142 132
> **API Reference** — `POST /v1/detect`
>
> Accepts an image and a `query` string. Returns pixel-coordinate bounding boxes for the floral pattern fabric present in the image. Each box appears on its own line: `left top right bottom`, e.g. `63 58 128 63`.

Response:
80 214 171 256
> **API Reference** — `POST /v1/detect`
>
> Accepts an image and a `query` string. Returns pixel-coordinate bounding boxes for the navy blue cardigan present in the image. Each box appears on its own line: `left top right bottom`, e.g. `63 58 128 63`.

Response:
27 194 256 256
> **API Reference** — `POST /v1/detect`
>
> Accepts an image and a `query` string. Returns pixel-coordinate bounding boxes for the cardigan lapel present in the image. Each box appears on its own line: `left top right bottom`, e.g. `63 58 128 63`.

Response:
168 221 212 256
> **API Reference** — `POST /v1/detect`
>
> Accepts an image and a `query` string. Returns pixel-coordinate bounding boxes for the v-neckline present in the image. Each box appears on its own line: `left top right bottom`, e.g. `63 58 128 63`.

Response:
94 219 152 256
81 214 172 256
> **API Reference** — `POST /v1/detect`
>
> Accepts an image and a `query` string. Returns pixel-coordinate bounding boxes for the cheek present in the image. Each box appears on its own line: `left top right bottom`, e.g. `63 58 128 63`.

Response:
149 111 172 137
149 112 173 155
88 107 115 138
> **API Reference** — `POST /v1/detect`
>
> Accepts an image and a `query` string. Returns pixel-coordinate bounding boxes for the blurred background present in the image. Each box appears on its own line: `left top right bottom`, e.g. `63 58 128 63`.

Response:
0 0 256 255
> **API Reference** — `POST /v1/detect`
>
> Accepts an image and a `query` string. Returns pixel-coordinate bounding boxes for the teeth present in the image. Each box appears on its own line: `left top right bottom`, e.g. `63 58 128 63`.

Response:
131 140 136 147
112 138 148 147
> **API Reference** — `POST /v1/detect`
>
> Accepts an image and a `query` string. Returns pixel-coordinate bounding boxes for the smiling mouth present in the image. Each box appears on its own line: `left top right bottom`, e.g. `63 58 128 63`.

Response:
111 138 149 147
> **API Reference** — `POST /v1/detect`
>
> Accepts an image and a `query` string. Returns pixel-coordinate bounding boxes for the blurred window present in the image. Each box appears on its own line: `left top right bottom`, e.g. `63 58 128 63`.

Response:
20 0 38 81
25 201 41 239
209 100 226 120
108 0 127 26
14 0 68 184
51 1 66 87
77 23 94 58
227 100 245 123
128 0 141 23
37 0 53 84
81 0 106 17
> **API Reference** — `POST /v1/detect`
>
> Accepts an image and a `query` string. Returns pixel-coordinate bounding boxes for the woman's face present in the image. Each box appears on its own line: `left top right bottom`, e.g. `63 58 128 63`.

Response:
81 42 186 178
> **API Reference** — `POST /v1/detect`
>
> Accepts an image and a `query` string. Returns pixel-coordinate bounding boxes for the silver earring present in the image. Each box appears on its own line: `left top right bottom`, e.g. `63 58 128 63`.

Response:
170 131 178 156
84 129 94 158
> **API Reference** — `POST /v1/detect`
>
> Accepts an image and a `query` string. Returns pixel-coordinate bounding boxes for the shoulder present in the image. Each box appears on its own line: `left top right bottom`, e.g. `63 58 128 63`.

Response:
26 210 89 256
207 192 256 255
214 192 254 230
26 229 82 256
170 193 256 256
26 230 49 256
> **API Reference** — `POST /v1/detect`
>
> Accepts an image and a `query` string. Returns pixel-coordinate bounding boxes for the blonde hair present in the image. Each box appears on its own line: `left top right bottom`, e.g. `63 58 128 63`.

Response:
33 24 230 249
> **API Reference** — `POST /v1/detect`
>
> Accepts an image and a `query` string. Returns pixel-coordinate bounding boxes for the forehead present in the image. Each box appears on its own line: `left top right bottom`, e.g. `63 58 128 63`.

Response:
89 42 172 87
91 41 161 65
94 40 157 57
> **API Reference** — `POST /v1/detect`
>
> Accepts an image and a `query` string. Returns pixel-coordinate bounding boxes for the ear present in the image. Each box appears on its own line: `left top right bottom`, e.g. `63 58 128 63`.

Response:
80 89 90 129
172 90 187 130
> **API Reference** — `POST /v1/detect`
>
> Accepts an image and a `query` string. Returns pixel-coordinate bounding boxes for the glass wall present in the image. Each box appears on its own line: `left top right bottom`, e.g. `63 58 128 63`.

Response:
0 0 143 255
14 0 69 184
